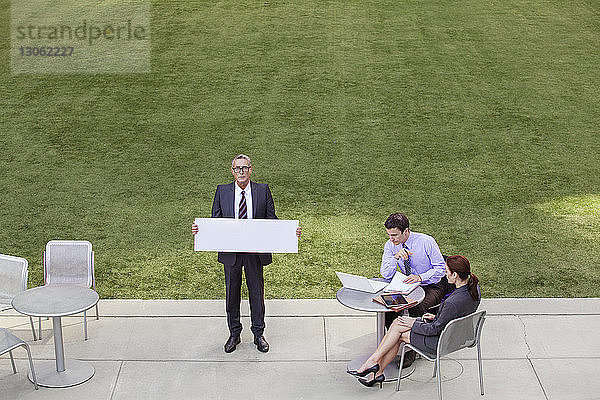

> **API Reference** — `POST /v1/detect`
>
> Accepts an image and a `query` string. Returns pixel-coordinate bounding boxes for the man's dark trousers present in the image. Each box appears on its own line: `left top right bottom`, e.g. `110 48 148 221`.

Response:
224 253 265 337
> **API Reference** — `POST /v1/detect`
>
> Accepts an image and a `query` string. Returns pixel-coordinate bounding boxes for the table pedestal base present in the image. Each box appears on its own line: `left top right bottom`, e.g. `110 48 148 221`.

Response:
28 359 95 388
347 353 415 382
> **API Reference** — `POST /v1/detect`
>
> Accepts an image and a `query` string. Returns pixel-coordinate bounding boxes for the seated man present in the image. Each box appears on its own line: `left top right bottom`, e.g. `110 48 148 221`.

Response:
380 212 446 366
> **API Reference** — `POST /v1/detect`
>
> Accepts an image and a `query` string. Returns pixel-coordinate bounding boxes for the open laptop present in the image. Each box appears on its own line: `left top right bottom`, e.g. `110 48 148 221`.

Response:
335 271 388 293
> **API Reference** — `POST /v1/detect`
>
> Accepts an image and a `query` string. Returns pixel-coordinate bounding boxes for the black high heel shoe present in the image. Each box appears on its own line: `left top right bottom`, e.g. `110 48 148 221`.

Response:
358 374 385 388
346 363 380 377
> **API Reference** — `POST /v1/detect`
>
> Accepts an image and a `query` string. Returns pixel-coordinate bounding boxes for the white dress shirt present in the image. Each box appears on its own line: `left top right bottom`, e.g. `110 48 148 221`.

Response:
234 182 253 219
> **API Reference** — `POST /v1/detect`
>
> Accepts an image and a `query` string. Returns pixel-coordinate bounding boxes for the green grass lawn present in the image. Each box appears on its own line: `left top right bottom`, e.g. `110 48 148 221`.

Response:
1 0 599 299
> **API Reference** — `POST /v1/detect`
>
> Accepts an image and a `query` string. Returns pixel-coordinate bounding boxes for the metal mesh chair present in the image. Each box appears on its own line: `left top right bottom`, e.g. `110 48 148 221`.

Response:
396 310 486 400
0 328 38 389
42 240 99 340
0 254 38 340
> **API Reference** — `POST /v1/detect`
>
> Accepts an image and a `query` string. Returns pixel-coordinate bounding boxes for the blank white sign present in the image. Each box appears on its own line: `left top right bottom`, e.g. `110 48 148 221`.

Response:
194 218 299 253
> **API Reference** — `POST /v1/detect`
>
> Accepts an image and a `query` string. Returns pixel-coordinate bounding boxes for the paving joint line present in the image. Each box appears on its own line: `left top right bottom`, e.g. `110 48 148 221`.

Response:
322 316 328 362
109 361 124 400
10 355 600 362
6 356 600 364
518 316 548 400
48 314 373 318
4 313 600 318
11 354 600 360
517 315 533 359
528 358 549 400
57 359 339 364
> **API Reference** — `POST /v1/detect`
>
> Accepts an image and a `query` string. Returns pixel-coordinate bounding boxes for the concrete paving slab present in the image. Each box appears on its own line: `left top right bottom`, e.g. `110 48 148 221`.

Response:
326 315 531 361
2 298 599 400
266 299 365 316
0 316 38 342
112 360 386 400
0 309 28 317
26 316 325 362
96 299 364 317
450 315 530 360
395 359 547 400
110 358 546 400
1 315 86 344
97 300 225 317
532 358 600 400
481 298 600 315
97 297 600 317
5 297 600 318
0 359 121 400
325 316 378 362
0 315 32 326
522 315 600 358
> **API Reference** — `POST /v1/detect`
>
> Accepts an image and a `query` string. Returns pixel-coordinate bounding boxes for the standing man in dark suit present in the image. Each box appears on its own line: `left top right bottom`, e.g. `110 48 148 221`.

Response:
192 154 301 353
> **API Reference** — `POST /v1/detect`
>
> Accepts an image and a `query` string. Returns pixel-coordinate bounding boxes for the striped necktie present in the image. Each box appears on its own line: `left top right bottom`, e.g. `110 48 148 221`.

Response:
402 243 411 275
239 190 248 219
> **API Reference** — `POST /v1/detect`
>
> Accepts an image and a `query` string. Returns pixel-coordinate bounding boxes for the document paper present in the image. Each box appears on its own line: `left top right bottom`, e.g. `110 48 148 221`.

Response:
194 218 299 253
383 271 420 294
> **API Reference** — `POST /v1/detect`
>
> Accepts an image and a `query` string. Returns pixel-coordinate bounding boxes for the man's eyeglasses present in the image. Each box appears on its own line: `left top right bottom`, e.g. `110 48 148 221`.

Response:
232 166 251 173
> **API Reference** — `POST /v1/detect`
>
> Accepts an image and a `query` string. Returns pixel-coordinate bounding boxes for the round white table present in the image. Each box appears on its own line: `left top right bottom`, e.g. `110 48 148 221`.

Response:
12 286 99 388
336 284 425 381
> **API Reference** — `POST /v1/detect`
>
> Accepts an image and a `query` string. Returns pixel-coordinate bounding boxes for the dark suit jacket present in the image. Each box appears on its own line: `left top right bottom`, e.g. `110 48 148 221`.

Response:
410 285 480 353
211 181 277 266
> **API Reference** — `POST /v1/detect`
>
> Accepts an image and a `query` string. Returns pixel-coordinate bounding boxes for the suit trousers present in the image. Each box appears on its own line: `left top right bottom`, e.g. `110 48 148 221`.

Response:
224 253 265 338
385 283 445 328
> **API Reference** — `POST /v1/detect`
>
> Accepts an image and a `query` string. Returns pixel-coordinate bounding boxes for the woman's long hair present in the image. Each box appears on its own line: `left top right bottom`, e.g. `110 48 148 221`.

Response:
446 255 480 301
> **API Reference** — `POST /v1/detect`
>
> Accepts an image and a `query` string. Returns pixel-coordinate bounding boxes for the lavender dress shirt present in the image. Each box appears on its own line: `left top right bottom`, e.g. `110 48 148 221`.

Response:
380 231 445 285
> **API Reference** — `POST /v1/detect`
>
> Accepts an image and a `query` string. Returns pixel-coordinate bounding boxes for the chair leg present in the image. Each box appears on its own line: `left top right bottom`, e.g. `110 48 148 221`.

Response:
437 358 443 400
433 359 437 377
95 303 99 320
477 342 484 395
9 350 17 374
29 316 37 341
84 311 88 341
38 317 42 340
22 343 39 390
396 345 407 391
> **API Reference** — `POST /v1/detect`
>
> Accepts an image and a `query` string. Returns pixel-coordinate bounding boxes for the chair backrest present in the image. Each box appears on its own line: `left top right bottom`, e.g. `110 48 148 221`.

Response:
0 327 26 355
44 240 93 287
437 310 486 358
0 254 28 303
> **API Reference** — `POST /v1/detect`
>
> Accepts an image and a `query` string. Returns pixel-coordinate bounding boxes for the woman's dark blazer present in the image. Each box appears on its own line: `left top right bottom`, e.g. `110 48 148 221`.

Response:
410 285 480 354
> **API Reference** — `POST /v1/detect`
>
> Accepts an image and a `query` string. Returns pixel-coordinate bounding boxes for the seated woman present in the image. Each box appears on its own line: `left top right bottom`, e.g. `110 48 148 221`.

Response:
348 255 480 388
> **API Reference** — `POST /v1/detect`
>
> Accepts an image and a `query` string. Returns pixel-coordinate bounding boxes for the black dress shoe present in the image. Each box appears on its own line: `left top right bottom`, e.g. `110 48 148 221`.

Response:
254 335 269 352
347 363 380 377
358 374 385 388
224 335 241 353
